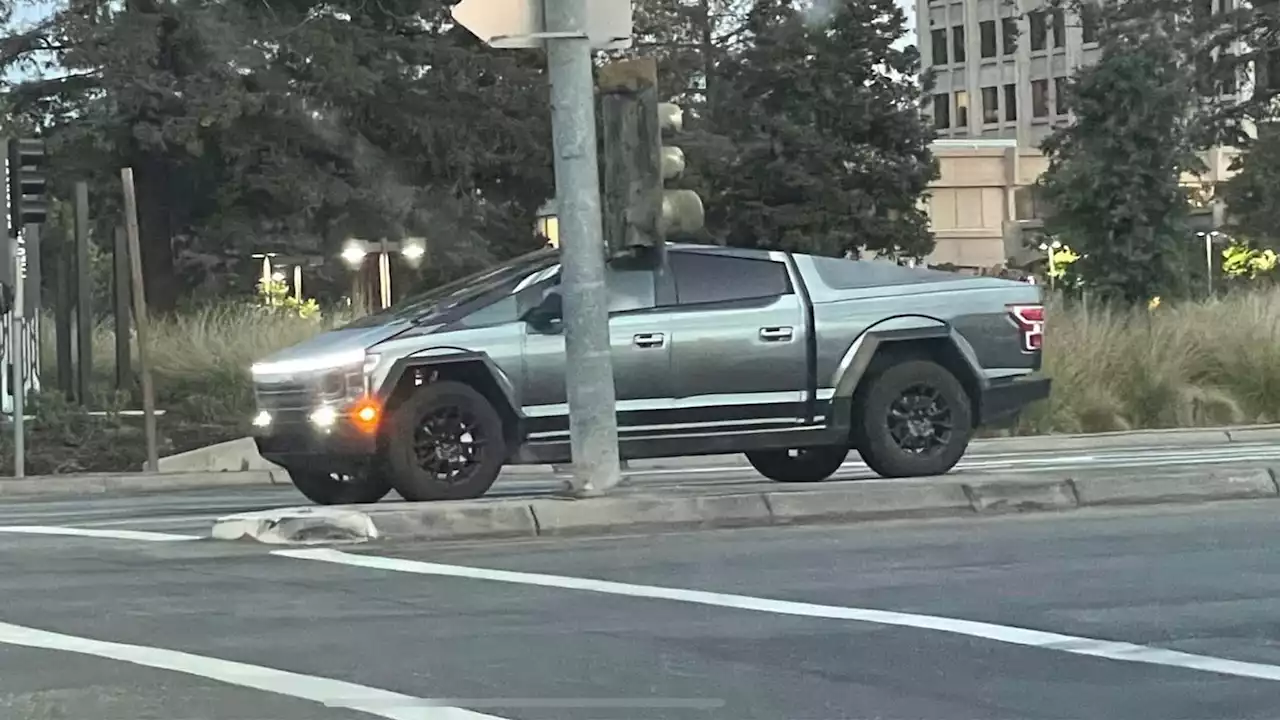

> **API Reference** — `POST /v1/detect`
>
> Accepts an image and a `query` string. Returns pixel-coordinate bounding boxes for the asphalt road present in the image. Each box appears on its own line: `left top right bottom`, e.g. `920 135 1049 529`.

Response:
2 439 1278 535
3 501 1280 718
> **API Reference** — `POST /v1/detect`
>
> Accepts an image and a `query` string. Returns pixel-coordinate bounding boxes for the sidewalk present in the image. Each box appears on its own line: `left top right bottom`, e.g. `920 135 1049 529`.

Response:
4 423 1280 501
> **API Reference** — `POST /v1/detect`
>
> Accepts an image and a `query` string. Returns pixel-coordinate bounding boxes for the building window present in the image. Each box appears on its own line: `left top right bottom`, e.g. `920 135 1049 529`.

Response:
1081 3 1099 44
1221 56 1239 95
982 86 1000 124
1002 17 1018 55
1052 8 1066 48
1029 10 1047 51
1031 79 1049 118
980 20 997 58
931 28 948 65
953 25 966 63
933 93 951 129
1054 77 1069 115
955 90 969 128
1004 83 1018 121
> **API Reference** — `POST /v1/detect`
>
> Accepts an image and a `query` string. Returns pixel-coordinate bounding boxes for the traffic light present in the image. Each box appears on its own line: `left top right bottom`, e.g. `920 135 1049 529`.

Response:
8 138 47 236
599 57 705 267
656 103 705 240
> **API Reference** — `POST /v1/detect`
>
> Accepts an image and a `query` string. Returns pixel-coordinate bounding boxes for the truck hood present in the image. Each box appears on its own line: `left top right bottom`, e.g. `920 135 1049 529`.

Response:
253 317 418 369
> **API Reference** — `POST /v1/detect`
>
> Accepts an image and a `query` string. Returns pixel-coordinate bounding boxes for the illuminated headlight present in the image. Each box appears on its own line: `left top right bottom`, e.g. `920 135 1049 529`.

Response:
251 349 368 378
252 410 272 428
309 405 339 429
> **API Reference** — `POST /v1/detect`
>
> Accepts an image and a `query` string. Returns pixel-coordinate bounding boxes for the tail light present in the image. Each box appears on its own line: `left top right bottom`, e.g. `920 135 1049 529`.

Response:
1008 304 1044 353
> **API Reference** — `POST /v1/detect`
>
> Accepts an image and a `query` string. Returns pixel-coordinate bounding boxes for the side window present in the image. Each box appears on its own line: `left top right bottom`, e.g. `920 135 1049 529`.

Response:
667 252 792 306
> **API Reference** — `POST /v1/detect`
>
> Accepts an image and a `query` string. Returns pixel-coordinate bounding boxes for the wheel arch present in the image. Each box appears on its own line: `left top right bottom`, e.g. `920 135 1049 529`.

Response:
830 316 985 430
376 350 524 451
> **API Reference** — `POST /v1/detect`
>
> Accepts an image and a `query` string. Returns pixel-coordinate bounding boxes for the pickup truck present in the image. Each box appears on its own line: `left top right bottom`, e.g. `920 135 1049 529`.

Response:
249 243 1050 505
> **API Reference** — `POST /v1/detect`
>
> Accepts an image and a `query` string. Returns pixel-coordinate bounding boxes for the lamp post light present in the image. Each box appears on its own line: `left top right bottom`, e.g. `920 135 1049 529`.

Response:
341 237 428 311
1197 230 1228 296
1037 239 1063 290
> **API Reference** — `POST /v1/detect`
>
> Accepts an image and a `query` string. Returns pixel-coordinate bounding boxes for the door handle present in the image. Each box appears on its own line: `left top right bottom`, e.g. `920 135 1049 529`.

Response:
633 333 665 348
759 326 794 342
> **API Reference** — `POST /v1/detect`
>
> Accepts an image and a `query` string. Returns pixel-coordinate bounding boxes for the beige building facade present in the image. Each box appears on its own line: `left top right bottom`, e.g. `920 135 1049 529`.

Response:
924 140 1240 269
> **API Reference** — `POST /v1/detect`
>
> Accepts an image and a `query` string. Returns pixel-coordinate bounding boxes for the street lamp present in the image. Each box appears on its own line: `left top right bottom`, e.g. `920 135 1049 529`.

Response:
1038 239 1063 289
535 201 559 248
341 237 430 310
1197 230 1228 295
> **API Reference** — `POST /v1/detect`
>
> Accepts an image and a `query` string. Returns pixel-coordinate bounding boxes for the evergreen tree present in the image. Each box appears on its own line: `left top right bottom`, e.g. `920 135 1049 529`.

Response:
1220 123 1280 247
1038 7 1200 304
712 0 935 258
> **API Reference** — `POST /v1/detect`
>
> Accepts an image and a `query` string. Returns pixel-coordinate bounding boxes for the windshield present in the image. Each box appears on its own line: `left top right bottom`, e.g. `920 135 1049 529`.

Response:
343 247 559 328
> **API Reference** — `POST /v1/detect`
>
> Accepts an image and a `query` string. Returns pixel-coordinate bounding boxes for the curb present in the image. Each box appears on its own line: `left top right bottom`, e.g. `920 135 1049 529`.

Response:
211 466 1280 545
0 470 289 499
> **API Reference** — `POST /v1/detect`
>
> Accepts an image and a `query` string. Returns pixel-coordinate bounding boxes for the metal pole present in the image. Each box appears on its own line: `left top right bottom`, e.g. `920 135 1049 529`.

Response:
11 233 24 478
1205 234 1213 297
120 168 159 472
544 0 621 495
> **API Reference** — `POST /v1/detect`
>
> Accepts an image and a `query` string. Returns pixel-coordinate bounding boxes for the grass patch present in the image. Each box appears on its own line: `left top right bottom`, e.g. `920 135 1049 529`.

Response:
4 286 1280 474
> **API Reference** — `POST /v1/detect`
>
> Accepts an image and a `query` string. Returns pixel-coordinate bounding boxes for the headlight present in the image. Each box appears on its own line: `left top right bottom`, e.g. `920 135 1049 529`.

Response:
251 349 368 377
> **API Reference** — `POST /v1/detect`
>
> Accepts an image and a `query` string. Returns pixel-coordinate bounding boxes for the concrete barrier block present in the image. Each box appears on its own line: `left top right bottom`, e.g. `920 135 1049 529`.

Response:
965 479 1077 513
156 436 285 474
369 502 538 541
765 482 971 524
530 493 772 536
1073 468 1277 506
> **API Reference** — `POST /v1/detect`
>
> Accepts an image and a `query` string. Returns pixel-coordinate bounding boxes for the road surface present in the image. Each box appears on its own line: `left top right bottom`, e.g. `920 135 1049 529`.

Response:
2 438 1277 535
2 500 1280 717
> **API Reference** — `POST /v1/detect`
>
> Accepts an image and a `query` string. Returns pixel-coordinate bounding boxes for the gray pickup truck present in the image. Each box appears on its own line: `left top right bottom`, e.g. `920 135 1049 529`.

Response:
250 244 1050 505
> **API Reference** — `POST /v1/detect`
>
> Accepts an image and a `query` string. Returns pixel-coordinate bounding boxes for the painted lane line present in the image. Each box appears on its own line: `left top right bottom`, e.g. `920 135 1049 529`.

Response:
0 526 200 542
279 548 1280 685
0 619 506 720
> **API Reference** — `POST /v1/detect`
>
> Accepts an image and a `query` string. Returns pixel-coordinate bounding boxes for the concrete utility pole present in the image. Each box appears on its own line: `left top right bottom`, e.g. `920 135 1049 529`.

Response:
543 0 621 495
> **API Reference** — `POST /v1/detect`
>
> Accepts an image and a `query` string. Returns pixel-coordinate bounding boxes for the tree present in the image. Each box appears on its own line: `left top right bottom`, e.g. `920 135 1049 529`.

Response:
0 0 555 309
1220 123 1280 246
1038 6 1200 304
711 0 935 258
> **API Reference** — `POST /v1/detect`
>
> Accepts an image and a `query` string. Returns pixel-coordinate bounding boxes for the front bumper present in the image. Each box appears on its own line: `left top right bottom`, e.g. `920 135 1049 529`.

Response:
252 409 379 476
978 374 1052 427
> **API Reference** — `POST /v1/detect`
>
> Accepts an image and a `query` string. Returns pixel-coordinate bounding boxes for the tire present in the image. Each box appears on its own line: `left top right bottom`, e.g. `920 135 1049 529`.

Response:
288 469 392 506
745 446 848 483
853 359 973 478
384 381 508 502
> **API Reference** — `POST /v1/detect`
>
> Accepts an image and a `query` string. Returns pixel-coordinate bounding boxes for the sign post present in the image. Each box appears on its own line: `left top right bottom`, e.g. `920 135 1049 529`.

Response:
453 0 630 496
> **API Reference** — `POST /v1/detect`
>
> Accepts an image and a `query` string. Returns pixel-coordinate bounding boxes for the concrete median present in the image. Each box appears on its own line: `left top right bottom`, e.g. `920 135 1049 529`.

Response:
208 465 1280 545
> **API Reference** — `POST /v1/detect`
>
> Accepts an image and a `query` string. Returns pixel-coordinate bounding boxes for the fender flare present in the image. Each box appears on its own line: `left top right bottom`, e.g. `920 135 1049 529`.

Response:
374 347 524 421
829 315 986 401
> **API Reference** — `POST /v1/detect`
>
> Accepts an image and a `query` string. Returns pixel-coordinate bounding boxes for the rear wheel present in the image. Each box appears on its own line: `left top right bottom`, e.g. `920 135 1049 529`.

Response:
854 359 973 478
745 446 849 483
287 469 392 506
384 381 508 502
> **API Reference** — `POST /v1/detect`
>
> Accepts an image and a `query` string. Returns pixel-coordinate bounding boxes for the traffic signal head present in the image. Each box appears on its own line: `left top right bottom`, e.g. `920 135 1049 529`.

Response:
8 138 47 235
656 103 705 240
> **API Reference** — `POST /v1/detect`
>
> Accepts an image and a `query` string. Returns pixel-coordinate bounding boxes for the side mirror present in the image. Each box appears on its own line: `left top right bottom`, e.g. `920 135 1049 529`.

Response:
524 291 563 333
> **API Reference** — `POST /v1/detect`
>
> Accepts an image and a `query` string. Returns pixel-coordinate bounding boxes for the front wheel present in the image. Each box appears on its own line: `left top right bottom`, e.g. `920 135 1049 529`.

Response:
745 446 849 483
384 381 508 502
287 469 392 506
854 359 973 478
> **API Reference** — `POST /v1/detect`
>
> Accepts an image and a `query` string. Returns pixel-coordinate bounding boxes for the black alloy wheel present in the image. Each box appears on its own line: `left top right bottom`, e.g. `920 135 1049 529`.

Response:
385 380 507 502
854 359 973 478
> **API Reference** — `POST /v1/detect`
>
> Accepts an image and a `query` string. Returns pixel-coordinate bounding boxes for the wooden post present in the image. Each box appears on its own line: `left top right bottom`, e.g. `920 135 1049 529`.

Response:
74 181 92 403
120 168 158 472
112 226 132 392
598 57 663 263
54 243 73 398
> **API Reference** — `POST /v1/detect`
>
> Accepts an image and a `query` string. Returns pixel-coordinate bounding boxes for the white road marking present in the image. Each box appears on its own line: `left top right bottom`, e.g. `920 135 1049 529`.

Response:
0 526 200 542
280 548 1280 684
0 619 506 720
